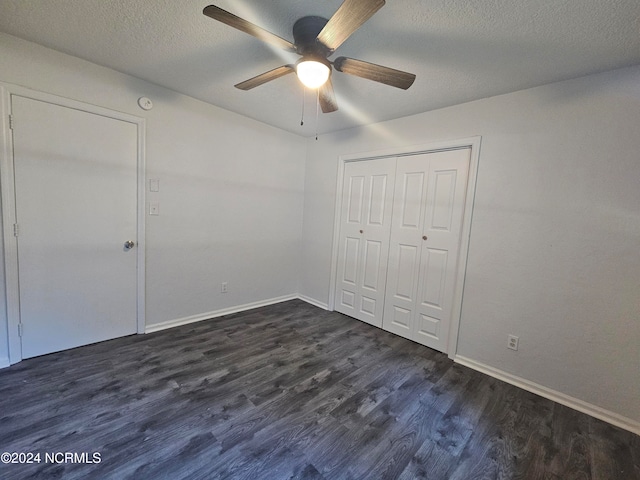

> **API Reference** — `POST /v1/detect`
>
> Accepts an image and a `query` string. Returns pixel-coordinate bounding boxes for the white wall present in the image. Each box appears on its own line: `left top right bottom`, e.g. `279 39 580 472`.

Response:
0 33 306 362
301 65 640 425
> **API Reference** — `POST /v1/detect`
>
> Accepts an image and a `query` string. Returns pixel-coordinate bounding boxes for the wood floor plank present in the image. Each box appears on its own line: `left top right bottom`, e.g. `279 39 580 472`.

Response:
590 417 640 480
308 373 440 478
633 433 640 478
448 380 530 480
398 439 459 480
544 403 592 480
0 299 637 480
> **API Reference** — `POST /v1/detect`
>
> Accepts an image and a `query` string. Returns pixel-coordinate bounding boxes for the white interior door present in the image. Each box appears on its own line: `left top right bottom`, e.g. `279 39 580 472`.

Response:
383 149 470 352
334 158 396 327
11 95 139 359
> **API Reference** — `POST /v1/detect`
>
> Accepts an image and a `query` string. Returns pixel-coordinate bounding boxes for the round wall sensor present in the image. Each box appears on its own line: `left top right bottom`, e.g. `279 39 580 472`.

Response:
138 97 153 111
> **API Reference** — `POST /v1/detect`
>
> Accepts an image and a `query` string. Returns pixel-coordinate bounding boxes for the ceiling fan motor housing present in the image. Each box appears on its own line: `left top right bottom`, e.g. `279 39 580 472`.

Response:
293 16 331 57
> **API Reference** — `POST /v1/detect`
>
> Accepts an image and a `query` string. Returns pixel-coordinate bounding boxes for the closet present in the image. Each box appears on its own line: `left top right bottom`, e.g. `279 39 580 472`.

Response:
335 148 471 353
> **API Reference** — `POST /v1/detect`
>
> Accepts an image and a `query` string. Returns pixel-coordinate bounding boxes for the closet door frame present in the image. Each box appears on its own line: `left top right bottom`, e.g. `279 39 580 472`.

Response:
328 137 481 359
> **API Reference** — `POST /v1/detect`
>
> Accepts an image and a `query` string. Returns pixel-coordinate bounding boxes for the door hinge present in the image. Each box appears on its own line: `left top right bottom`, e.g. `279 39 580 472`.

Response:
8 114 14 130
18 323 23 337
13 223 19 237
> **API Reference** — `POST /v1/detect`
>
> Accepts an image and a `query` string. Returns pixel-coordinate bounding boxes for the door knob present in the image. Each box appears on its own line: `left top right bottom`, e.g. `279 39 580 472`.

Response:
124 240 136 250
359 229 363 234
422 235 428 241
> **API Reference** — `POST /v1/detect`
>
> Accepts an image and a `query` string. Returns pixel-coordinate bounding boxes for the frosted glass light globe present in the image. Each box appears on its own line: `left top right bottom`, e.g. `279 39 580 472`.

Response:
296 59 330 89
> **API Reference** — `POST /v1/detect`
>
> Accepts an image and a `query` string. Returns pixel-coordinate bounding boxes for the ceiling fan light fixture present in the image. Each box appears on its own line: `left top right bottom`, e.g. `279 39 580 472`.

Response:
296 57 330 89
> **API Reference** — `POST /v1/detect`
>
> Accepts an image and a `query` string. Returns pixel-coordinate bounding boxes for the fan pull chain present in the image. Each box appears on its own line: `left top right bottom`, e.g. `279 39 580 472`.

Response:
300 87 305 126
315 89 319 141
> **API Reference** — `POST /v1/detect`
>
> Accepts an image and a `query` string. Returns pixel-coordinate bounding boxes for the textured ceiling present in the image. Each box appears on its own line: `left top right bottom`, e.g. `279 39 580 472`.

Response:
1 0 639 136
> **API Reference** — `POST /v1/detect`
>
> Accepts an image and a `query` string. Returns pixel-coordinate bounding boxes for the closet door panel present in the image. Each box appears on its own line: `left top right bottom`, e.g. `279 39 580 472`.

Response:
368 174 389 225
383 243 418 336
394 244 418 300
414 149 470 351
420 247 448 308
362 239 383 290
336 235 360 312
335 158 396 327
382 154 430 339
346 175 366 224
336 170 365 317
400 172 425 228
342 236 360 285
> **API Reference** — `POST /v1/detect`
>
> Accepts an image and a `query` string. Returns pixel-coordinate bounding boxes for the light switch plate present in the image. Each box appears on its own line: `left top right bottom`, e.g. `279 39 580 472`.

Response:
149 178 160 192
149 202 159 216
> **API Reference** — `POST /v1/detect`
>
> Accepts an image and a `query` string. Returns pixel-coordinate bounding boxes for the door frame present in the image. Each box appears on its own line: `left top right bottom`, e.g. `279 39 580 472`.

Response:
0 83 146 365
328 137 481 359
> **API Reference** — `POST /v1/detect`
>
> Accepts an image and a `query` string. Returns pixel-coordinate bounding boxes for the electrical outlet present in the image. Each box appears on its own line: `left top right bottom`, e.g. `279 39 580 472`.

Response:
221 282 228 294
507 335 519 351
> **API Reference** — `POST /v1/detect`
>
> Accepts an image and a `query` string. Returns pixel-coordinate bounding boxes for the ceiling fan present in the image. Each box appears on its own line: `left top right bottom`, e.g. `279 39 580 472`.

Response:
203 0 416 113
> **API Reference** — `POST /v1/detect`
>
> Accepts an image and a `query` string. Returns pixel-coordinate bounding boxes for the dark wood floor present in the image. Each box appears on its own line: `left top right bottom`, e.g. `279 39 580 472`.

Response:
0 300 638 479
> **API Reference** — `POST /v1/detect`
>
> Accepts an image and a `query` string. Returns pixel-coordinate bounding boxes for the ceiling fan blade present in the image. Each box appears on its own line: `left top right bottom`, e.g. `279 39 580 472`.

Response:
334 57 416 90
234 65 295 90
319 77 338 113
203 5 296 53
317 0 385 52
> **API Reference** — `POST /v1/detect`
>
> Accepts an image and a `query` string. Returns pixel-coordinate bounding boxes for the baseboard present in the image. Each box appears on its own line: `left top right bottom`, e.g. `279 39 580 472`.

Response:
145 294 298 333
454 355 640 436
0 356 10 369
297 295 329 310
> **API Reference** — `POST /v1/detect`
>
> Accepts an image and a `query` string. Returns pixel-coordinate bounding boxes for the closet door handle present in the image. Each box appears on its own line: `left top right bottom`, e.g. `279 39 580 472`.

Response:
360 230 364 234
422 235 428 241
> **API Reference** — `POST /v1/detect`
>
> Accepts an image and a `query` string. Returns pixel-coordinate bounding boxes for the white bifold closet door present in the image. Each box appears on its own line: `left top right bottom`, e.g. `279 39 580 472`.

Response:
383 149 470 352
334 158 396 327
335 148 470 353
